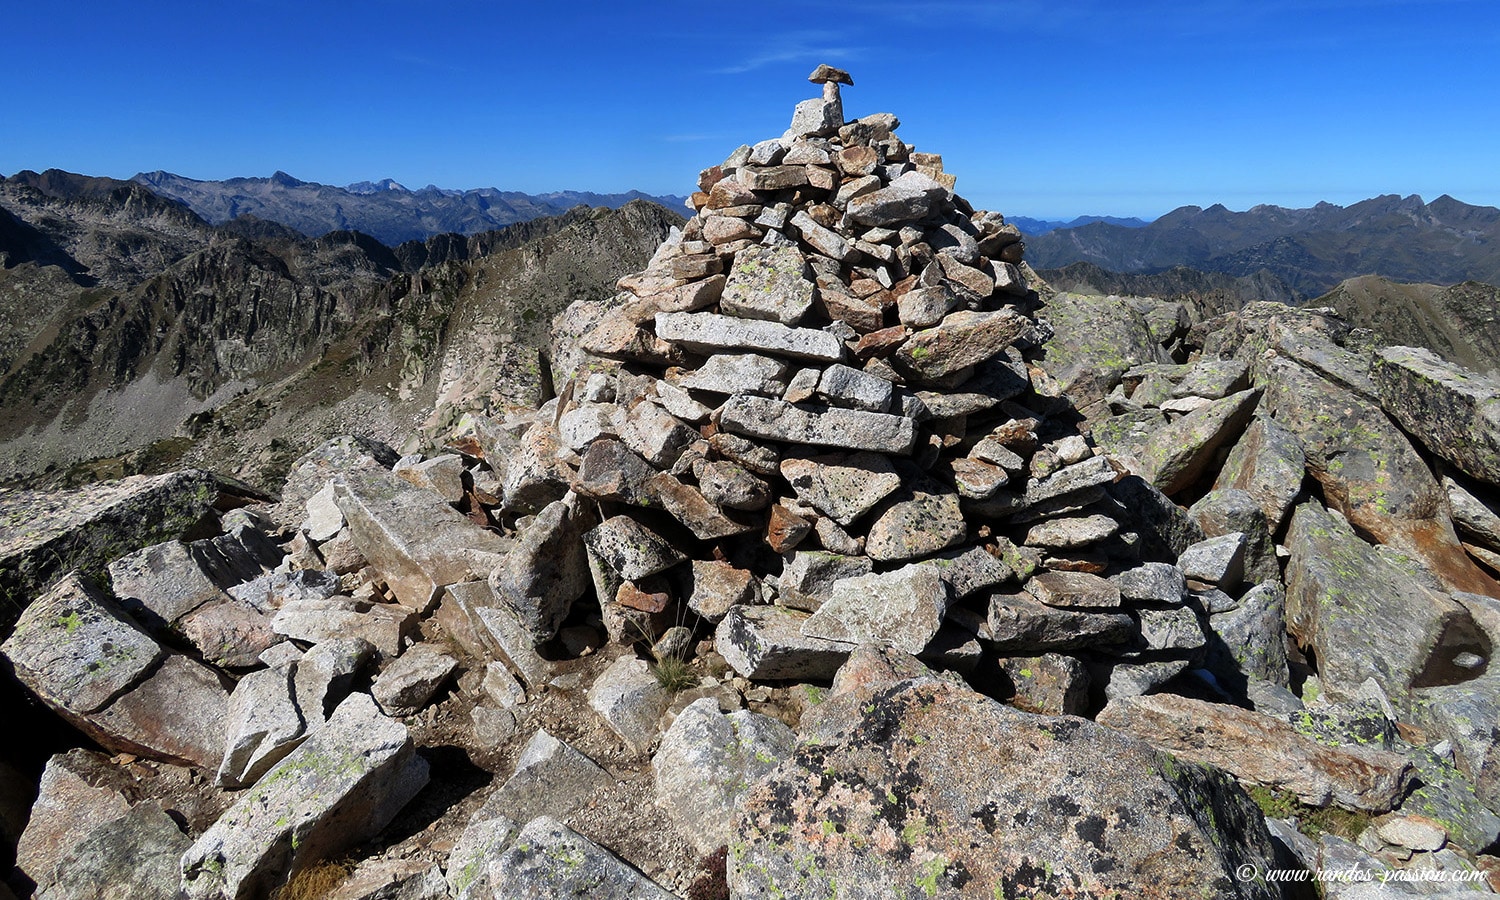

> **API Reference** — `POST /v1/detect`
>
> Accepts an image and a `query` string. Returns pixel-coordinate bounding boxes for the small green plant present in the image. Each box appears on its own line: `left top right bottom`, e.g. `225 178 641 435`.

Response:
651 654 697 693
1247 785 1372 839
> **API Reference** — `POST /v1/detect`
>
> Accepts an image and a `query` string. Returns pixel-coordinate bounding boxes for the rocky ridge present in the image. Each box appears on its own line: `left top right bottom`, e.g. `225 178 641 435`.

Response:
2 67 1500 899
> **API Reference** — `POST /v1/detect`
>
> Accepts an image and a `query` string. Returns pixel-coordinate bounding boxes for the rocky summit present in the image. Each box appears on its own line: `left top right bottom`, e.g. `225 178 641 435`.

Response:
2 67 1500 899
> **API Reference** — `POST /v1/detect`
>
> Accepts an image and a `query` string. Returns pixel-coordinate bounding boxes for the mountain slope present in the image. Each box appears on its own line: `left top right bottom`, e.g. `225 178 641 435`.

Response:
1311 275 1500 374
1026 194 1500 296
132 170 690 246
0 173 681 488
1037 261 1301 319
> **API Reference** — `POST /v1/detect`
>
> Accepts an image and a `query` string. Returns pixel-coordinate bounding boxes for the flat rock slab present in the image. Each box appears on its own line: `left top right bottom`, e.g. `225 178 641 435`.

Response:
488 816 675 900
652 697 796 855
802 563 951 653
491 729 612 824
335 469 510 611
715 604 852 680
0 469 234 629
218 663 305 789
720 396 918 455
986 592 1134 654
843 170 948 227
372 646 459 717
1285 500 1484 706
1139 388 1262 496
895 308 1030 381
1098 693 1413 812
181 693 429 900
1372 345 1500 488
16 749 132 889
730 677 1280 899
3 572 164 715
1025 571 1122 609
779 451 901 525
39 799 190 900
655 311 844 362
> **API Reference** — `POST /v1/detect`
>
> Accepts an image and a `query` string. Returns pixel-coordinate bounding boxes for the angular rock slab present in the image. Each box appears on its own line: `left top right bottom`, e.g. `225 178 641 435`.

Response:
1098 694 1413 812
1214 414 1307 532
652 697 795 855
802 562 951 653
38 800 190 900
894 308 1030 382
730 678 1280 899
715 604 852 680
2 572 164 716
986 592 1135 654
372 646 459 717
335 469 510 611
1285 500 1486 708
720 396 917 455
1372 345 1500 488
16 750 131 890
489 729 612 825
718 244 814 325
490 493 595 643
864 468 966 562
587 655 670 755
181 693 429 900
488 816 674 900
1139 388 1261 496
655 310 843 362
779 451 900 526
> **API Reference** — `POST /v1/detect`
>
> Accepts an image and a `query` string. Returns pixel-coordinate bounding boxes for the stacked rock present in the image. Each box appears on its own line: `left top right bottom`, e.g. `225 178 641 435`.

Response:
544 65 1208 706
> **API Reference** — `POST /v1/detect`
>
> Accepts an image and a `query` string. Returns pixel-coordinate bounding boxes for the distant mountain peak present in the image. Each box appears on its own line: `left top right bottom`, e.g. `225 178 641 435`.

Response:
346 178 408 195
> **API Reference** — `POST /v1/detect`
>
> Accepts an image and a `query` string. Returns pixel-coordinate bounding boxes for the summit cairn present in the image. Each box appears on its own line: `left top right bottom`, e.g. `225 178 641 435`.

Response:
571 67 1173 690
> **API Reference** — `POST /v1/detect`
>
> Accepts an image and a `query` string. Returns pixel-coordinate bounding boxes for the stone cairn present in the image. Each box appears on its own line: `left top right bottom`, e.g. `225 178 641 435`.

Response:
544 63 1197 699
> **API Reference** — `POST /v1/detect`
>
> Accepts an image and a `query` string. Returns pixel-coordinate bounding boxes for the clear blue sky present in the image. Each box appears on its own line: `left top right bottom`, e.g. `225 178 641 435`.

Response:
2 0 1496 220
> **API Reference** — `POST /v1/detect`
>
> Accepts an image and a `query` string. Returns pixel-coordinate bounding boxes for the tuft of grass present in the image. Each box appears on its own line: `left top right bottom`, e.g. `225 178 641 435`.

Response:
272 858 353 900
651 654 697 693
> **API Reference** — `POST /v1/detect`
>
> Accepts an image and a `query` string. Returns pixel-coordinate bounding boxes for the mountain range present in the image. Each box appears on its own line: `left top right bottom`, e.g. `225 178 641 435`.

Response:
130 170 690 246
0 169 680 488
1025 194 1500 297
1009 214 1151 235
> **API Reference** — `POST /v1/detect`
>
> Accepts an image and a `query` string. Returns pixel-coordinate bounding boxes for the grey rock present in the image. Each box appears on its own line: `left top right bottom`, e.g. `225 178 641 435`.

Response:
218 663 305 788
445 801 519 900
1106 475 1207 561
1098 693 1413 812
1138 388 1262 496
715 604 851 680
817 363 892 412
1213 415 1308 532
930 545 1014 599
1189 488 1280 584
491 494 595 643
731 676 1280 899
897 285 959 328
1411 668 1500 811
779 551 874 611
802 563 951 653
394 453 466 504
696 460 771 511
864 467 966 562
587 655 670 755
1172 358 1250 400
293 636 375 725
488 816 674 900
1178 532 1248 591
676 352 790 396
652 698 796 855
0 469 239 629
1207 582 1291 692
720 396 918 455
1024 455 1120 507
335 468 509 612
995 653 1090 715
1372 345 1500 488
986 591 1135 653
1034 293 1169 416
684 559 759 622
1132 606 1207 652
790 210 855 262
573 439 657 505
271 597 411 659
1285 500 1484 708
16 750 132 891
1092 657 1194 701
3 572 164 716
1025 571 1122 609
36 800 189 900
108 538 229 629
181 693 428 900
330 859 450 900
583 515 685 582
372 646 458 717
490 729 612 824
611 398 697 470
894 309 1031 382
843 171 948 227
649 473 756 541
501 421 573 515
655 310 844 362
304 482 345 541
445 582 554 690
1112 562 1187 605
1445 474 1500 552
779 450 901 525
1024 514 1119 549
1397 746 1500 854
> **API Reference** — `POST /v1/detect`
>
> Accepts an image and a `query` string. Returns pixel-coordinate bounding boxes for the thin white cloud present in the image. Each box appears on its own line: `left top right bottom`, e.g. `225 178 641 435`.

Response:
710 33 865 75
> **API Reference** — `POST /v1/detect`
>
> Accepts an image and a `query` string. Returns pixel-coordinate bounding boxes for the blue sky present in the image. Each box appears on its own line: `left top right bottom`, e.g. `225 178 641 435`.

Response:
1 0 1496 219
